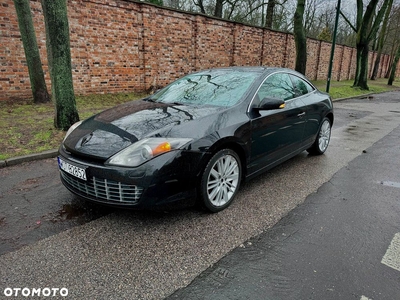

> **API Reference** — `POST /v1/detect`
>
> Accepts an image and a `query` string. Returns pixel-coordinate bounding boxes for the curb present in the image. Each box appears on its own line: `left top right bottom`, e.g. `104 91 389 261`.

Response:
0 149 58 169
332 88 400 102
332 93 375 102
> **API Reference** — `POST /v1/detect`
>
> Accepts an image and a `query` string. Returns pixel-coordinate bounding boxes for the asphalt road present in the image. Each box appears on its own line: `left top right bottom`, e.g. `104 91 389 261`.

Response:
167 108 400 300
1 91 400 299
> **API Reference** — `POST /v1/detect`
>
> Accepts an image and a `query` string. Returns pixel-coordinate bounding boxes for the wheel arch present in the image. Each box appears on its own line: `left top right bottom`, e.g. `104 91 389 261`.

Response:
325 112 334 126
198 138 248 181
197 140 245 212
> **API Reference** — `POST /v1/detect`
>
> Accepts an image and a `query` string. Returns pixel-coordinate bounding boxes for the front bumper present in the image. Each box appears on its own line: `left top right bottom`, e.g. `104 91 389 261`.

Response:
58 146 206 209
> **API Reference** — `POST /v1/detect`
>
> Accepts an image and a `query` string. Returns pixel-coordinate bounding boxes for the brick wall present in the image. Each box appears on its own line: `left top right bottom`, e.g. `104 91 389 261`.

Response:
0 0 398 101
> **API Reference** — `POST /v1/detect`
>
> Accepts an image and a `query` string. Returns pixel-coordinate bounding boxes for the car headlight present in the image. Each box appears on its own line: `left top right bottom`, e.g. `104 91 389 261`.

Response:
106 138 192 167
63 120 83 142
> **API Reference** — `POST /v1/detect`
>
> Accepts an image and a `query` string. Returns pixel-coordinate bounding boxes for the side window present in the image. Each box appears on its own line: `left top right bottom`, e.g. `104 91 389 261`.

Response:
257 73 295 102
290 75 315 97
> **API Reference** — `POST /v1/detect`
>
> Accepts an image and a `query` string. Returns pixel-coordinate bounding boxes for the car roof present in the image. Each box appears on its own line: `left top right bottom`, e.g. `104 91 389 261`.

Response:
196 66 303 77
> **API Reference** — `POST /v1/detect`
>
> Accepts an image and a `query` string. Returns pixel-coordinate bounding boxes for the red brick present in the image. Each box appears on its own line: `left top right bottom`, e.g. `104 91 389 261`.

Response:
0 0 398 101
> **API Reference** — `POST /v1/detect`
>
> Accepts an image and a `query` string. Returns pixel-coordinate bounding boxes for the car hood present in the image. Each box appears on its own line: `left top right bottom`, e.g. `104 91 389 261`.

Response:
63 100 225 160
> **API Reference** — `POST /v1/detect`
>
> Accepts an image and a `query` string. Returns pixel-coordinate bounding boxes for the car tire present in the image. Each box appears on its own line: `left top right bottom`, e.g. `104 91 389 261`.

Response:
307 117 331 155
199 149 242 213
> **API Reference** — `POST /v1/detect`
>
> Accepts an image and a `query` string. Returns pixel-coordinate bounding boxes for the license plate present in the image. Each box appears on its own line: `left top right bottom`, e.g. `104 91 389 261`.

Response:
58 157 87 181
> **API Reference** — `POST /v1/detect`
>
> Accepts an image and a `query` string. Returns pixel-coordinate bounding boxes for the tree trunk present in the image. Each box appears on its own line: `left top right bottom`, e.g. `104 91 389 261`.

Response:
371 0 393 80
196 0 206 14
352 0 390 90
385 55 394 78
214 0 223 18
41 0 79 130
294 0 307 75
388 45 400 85
13 0 50 103
353 43 370 90
370 53 381 80
265 0 276 28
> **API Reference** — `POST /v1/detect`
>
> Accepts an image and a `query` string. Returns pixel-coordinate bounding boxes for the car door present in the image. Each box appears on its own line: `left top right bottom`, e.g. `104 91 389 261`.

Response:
289 74 327 147
248 72 306 176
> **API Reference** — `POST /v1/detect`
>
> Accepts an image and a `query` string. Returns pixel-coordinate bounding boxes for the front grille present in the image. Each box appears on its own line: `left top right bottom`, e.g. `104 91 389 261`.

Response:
60 171 143 204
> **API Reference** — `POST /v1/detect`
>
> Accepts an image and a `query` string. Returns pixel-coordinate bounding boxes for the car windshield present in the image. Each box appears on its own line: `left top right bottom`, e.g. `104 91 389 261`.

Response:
149 70 260 107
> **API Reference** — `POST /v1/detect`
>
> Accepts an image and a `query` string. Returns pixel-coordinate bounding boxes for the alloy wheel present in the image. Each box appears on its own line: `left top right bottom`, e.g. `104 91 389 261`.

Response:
206 153 240 208
318 119 331 153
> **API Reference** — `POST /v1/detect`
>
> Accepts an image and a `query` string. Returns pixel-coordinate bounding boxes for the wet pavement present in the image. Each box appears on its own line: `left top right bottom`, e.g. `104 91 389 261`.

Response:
167 116 400 300
0 105 373 257
0 91 400 299
0 159 112 255
0 104 371 258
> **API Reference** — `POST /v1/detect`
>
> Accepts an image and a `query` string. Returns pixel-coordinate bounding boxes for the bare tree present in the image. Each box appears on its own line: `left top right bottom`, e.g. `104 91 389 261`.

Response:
371 0 394 80
13 0 50 103
294 0 306 74
388 44 400 85
193 0 206 13
41 0 79 130
265 0 276 28
341 0 392 90
272 0 293 31
305 2 336 40
214 0 224 17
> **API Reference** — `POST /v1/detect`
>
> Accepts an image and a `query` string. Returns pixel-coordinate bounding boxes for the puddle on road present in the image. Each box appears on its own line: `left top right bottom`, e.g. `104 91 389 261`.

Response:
332 108 371 129
53 204 87 222
0 159 115 256
49 202 114 224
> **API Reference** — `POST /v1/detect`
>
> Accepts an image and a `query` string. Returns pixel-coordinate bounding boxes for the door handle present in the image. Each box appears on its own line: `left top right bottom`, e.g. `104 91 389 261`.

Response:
297 112 306 118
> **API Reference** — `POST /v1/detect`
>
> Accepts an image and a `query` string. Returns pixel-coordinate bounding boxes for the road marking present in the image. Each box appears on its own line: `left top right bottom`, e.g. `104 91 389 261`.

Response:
380 181 400 189
381 233 400 272
360 296 372 300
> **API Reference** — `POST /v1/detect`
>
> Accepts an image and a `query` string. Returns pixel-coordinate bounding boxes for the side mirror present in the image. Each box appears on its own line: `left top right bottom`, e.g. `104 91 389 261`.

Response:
257 98 286 111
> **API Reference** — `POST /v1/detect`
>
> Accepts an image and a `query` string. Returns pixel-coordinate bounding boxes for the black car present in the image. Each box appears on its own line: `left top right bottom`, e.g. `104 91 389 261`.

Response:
58 67 333 212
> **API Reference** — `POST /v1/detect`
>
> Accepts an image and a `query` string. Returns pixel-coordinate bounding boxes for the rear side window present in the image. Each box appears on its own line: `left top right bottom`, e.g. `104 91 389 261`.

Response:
257 73 295 101
290 75 315 97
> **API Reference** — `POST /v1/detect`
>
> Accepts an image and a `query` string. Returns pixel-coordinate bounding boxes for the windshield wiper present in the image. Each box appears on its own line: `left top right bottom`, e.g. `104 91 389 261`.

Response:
143 97 156 102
